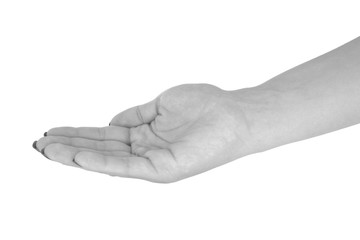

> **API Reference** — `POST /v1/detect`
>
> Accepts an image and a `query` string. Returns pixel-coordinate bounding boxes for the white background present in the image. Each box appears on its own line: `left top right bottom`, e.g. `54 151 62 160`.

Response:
1 1 359 239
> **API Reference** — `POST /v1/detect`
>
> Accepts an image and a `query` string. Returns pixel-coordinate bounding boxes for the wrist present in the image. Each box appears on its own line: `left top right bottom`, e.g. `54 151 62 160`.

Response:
226 84 292 155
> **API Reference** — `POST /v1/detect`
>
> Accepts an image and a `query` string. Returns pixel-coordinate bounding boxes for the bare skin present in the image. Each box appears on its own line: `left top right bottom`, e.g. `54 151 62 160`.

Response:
34 84 255 182
33 37 360 183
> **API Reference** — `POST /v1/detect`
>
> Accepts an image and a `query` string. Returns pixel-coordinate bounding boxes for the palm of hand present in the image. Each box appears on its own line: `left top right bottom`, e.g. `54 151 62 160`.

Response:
34 84 250 182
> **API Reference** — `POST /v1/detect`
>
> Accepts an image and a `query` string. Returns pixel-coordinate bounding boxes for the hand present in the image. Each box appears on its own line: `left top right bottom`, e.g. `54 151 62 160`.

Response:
33 84 255 183
33 37 360 183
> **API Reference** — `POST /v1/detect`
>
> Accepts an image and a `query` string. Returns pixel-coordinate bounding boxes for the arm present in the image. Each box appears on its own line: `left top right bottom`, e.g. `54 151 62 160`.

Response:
236 37 360 154
34 37 360 183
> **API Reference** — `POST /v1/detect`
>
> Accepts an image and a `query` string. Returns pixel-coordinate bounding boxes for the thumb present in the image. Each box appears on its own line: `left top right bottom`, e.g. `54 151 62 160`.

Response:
110 98 159 127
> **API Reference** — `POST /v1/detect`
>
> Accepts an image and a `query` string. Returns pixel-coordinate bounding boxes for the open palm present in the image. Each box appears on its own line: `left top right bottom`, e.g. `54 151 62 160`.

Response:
34 84 252 182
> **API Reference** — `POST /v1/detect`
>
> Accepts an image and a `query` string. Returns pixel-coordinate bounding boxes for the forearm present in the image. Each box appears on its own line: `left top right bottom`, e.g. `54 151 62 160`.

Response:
235 37 360 153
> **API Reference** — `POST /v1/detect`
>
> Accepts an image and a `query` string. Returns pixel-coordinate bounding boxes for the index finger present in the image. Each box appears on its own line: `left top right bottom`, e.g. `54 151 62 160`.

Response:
47 126 130 144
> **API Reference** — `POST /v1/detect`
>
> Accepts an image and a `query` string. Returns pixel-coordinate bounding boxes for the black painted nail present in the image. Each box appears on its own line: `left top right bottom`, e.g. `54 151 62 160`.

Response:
32 141 38 151
44 132 47 136
41 148 50 159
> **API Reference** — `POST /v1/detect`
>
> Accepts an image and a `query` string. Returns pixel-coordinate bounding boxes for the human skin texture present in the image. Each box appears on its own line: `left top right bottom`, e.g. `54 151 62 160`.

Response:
33 37 360 183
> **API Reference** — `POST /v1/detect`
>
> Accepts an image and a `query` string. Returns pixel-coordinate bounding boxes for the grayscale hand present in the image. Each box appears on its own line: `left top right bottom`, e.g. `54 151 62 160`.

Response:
33 37 360 183
33 84 253 182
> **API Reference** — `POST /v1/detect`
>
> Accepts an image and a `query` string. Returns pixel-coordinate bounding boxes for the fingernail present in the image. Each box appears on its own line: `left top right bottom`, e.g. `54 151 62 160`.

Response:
41 148 50 159
32 141 38 151
109 122 111 126
44 132 47 136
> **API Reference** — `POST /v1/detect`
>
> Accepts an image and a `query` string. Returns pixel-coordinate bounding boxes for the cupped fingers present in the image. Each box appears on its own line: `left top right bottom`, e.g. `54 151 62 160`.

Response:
35 135 130 152
74 151 160 181
46 126 130 144
43 143 132 167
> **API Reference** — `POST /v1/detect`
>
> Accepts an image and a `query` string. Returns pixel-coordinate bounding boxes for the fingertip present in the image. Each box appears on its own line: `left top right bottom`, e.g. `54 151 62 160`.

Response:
72 157 82 167
73 151 83 166
75 151 105 170
41 148 50 159
73 151 90 166
32 141 38 151
44 132 47 136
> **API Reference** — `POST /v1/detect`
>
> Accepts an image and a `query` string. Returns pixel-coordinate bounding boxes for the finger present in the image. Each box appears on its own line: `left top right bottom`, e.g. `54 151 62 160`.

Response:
74 151 160 181
43 143 132 167
36 136 130 152
47 126 130 144
110 98 159 127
